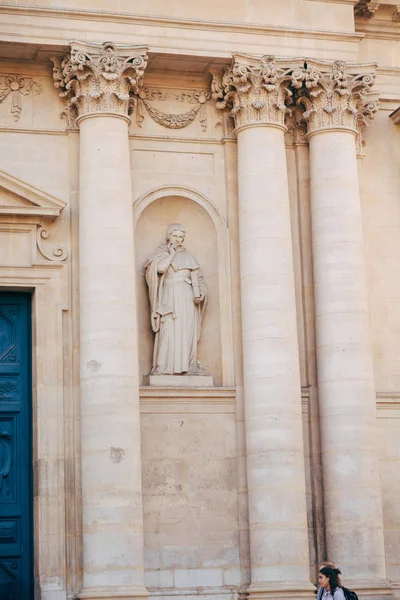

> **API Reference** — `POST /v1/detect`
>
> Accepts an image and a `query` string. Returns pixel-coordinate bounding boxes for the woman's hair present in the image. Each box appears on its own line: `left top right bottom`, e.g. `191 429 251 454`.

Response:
319 567 342 591
319 561 335 569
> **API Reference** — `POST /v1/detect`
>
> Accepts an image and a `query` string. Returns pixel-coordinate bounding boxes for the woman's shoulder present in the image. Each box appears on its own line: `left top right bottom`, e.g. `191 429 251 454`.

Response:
333 588 346 600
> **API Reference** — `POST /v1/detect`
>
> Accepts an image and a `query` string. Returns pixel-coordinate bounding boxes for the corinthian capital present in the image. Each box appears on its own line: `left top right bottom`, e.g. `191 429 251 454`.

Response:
51 41 148 123
297 60 378 136
211 54 305 131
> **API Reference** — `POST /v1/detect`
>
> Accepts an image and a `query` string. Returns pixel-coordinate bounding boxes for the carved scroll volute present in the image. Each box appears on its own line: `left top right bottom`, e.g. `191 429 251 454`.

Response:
211 55 305 132
296 60 379 137
51 41 149 123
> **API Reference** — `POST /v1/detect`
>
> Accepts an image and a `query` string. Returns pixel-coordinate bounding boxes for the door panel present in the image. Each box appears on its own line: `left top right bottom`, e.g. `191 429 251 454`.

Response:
0 294 32 599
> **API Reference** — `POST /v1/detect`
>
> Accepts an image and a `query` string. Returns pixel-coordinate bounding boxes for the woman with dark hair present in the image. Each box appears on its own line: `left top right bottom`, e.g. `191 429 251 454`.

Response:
316 562 338 600
318 567 346 600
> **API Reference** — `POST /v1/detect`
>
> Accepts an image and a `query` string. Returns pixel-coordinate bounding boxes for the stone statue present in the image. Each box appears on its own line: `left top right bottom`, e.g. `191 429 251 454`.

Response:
145 223 209 376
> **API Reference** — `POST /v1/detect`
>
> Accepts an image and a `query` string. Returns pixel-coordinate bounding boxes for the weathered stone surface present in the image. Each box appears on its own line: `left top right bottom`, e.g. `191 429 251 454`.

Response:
0 3 400 600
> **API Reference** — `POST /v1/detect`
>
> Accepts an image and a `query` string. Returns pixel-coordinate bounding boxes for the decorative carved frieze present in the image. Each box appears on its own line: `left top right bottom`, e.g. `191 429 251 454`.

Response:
296 60 378 136
0 75 42 121
136 87 210 130
51 41 148 122
211 55 305 131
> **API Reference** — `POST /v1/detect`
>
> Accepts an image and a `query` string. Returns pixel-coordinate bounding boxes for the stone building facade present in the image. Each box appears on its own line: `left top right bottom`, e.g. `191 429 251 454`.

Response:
0 1 399 599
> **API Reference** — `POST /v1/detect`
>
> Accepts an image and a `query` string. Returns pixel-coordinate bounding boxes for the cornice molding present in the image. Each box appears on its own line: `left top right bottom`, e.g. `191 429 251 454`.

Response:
354 0 400 28
0 4 365 44
306 0 359 4
139 386 236 414
0 169 66 219
355 24 400 40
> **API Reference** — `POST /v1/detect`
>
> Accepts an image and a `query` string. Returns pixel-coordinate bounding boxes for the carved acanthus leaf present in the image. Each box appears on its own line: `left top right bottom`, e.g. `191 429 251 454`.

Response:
51 41 148 121
215 112 236 140
0 75 42 121
285 108 307 146
211 55 305 130
296 60 378 135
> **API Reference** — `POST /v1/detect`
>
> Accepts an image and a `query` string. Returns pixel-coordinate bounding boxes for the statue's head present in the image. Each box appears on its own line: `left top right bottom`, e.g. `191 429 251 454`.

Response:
166 223 186 248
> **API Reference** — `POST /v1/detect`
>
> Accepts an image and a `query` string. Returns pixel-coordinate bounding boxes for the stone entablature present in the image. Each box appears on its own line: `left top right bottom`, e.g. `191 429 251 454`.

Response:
51 40 148 122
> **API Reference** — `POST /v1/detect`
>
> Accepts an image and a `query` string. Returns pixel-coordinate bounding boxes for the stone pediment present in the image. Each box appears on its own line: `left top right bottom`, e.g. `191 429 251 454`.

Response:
0 169 66 219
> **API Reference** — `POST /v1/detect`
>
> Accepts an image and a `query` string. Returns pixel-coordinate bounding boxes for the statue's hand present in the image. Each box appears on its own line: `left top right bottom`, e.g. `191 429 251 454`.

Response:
194 294 204 305
151 311 161 332
168 243 176 256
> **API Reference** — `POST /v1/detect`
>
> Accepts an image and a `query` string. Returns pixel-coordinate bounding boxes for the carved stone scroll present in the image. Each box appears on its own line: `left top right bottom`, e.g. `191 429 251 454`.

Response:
36 226 68 262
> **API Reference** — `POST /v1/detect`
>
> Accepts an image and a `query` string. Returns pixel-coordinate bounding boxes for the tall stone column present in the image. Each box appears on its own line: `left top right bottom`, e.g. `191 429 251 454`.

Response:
212 55 314 600
300 60 391 598
52 42 148 600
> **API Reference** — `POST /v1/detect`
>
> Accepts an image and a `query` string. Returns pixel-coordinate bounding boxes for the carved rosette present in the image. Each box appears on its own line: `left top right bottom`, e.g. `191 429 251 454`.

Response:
297 60 378 136
51 41 148 123
211 55 305 131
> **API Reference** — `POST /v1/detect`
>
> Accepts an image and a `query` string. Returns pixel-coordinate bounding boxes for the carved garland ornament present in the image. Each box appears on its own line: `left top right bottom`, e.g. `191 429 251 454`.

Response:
136 88 211 131
0 75 42 121
51 41 148 121
211 56 378 137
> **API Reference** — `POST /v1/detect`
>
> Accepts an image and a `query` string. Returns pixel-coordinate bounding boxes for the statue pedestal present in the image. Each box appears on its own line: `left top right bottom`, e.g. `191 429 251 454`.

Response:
147 374 214 387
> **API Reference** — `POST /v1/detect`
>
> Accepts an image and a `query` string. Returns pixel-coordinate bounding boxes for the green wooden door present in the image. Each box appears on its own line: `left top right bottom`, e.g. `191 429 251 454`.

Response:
0 293 33 599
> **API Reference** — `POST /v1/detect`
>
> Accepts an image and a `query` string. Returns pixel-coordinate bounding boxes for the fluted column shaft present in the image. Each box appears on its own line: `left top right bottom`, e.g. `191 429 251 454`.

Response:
213 55 313 600
52 42 148 600
303 60 390 598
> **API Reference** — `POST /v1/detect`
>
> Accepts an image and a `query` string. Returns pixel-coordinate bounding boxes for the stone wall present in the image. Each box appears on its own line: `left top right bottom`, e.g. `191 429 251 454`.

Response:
0 2 400 598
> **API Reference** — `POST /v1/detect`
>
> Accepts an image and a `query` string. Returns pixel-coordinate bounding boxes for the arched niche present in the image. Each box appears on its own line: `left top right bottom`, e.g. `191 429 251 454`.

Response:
133 186 234 387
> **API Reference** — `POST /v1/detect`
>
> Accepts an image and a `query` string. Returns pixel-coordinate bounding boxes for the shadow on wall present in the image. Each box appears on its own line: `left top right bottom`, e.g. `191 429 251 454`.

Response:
134 194 222 385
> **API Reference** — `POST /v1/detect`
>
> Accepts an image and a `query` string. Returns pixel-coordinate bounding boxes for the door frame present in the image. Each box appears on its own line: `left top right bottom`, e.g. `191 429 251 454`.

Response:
0 254 71 599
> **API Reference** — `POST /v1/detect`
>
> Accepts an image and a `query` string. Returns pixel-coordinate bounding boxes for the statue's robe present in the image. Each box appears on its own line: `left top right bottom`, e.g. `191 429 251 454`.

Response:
145 244 207 375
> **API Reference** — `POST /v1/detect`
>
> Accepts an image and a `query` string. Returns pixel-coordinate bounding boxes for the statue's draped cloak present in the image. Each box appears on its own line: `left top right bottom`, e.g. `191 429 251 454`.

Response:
145 243 207 374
